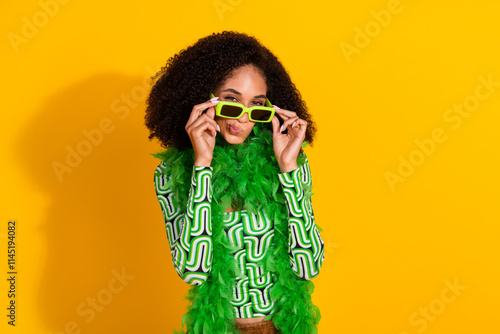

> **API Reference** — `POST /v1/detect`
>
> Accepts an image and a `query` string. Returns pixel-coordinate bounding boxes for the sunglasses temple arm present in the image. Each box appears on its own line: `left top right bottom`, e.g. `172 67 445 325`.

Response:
265 97 273 107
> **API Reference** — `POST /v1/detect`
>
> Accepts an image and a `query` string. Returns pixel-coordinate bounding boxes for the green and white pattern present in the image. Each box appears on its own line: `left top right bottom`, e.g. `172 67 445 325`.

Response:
279 161 324 280
155 166 213 285
154 158 324 318
222 210 275 318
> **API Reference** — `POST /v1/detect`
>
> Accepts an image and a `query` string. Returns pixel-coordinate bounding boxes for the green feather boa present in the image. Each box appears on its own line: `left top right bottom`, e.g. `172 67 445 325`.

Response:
152 124 321 334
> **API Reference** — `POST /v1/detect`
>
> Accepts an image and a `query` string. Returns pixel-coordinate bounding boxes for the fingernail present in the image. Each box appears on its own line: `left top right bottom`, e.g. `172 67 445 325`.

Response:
210 97 219 103
272 105 280 110
280 125 284 132
292 121 296 128
217 124 220 131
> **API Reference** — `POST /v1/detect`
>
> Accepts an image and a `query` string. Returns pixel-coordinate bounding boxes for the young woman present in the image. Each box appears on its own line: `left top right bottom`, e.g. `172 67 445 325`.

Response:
145 31 325 334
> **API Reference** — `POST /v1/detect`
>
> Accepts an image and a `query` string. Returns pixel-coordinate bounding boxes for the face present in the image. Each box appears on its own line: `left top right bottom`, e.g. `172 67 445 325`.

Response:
214 64 268 145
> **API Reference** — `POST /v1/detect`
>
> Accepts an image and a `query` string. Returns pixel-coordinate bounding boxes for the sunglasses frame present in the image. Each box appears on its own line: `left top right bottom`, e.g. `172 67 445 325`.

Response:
209 92 276 123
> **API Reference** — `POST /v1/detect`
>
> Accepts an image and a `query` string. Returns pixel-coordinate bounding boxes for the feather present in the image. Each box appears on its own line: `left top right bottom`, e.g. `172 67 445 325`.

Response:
152 123 319 333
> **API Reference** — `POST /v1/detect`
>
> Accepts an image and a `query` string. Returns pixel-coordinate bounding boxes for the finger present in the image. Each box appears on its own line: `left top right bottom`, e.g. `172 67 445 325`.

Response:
271 115 281 135
274 108 297 120
288 119 307 141
191 120 218 138
205 107 220 131
286 117 308 132
189 113 219 132
206 106 215 120
291 118 308 129
280 116 300 132
293 119 308 137
186 99 220 129
187 113 220 134
186 100 218 127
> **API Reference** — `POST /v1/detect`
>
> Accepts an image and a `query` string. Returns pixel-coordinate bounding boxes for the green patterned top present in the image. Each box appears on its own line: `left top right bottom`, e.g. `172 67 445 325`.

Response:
154 156 324 319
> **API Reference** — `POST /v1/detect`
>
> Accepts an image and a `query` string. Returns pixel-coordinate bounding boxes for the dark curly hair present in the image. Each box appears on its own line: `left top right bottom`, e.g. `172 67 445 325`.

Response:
145 31 317 150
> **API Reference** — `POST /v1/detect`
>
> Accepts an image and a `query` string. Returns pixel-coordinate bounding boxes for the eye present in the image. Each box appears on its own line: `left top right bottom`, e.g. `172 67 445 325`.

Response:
252 100 264 106
224 96 238 102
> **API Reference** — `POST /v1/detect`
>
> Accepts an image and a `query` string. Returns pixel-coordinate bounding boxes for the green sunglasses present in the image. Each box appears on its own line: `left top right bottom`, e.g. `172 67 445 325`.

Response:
209 93 276 123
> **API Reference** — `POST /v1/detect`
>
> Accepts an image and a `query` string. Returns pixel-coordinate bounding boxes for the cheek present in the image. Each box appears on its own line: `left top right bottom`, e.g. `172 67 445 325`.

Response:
245 122 256 133
215 118 226 129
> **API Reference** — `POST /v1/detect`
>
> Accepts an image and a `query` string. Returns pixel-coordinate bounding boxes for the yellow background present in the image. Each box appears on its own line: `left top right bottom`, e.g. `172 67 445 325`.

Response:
2 0 499 333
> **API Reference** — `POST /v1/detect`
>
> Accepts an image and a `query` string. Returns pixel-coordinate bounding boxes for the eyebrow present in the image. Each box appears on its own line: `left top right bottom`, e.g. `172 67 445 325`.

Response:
221 88 266 99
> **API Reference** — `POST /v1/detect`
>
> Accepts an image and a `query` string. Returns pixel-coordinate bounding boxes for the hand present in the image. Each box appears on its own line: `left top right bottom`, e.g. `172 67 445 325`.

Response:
185 98 220 167
271 107 307 173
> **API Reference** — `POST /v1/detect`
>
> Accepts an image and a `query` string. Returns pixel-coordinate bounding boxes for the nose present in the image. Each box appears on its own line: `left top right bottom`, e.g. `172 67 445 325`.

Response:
238 111 250 123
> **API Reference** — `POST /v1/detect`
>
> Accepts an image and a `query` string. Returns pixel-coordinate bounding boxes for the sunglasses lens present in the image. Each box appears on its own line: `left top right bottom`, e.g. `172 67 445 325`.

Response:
250 109 273 121
219 105 243 117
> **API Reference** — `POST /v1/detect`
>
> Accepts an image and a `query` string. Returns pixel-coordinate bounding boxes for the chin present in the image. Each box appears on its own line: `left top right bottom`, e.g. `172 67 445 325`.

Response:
221 132 247 144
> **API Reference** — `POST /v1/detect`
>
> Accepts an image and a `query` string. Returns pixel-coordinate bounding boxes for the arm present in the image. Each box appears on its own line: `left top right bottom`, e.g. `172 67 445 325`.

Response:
278 155 325 280
154 162 213 285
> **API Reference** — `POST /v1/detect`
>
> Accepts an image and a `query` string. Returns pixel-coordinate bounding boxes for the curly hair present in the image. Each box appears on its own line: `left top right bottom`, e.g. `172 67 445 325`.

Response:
144 31 317 150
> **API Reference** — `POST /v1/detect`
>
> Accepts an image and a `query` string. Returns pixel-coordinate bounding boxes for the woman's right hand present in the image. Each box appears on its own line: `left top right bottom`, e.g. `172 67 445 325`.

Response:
185 97 220 167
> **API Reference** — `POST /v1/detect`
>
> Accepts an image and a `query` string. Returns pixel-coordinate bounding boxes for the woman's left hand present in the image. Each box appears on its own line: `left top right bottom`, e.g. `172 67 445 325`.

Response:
271 107 307 173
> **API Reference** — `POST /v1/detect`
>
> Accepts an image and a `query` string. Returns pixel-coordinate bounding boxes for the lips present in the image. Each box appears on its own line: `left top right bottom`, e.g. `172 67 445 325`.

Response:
228 123 242 134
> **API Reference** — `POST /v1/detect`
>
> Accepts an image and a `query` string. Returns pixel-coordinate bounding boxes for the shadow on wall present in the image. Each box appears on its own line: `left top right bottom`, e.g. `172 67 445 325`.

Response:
15 73 189 333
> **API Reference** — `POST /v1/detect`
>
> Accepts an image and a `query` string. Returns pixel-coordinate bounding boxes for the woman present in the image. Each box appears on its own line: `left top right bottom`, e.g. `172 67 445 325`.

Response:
145 31 325 334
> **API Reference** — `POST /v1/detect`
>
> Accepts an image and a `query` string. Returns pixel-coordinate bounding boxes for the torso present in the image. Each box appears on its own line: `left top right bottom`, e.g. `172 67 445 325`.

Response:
222 206 276 321
225 208 268 325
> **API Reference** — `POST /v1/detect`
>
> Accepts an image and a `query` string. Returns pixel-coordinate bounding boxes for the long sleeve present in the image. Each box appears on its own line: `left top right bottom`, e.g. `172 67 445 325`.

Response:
154 163 213 285
278 156 325 280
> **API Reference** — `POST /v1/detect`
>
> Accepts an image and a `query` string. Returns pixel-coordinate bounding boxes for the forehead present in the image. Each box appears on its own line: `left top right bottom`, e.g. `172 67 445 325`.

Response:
219 65 267 94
